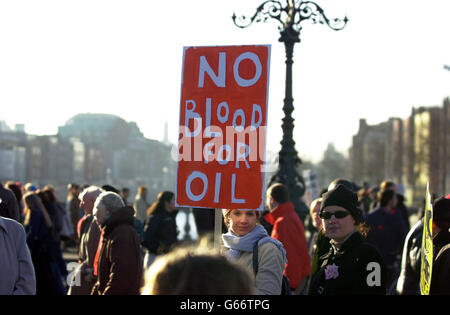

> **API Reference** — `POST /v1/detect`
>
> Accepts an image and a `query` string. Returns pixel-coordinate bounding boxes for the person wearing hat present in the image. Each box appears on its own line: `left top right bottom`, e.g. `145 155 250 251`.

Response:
430 194 450 294
308 184 387 295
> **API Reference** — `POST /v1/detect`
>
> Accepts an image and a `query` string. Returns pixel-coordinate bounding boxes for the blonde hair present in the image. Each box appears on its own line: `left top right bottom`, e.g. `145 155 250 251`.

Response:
141 239 253 295
309 197 322 218
138 186 148 195
380 180 395 192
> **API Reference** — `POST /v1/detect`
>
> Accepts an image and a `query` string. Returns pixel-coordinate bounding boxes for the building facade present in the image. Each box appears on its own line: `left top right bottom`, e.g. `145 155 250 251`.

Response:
350 98 450 206
0 113 176 203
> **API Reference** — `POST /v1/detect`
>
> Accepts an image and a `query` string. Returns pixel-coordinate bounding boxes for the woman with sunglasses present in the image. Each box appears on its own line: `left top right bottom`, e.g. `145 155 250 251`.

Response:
308 184 387 295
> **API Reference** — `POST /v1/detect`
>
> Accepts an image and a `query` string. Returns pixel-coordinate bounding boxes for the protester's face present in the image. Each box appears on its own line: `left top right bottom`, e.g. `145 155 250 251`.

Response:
387 184 396 192
165 197 176 212
229 210 257 237
93 202 109 225
392 194 398 208
388 194 398 209
322 205 355 242
80 194 95 215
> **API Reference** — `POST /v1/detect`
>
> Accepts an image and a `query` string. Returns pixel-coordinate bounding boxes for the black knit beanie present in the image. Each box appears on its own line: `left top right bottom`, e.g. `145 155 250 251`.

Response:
320 184 362 224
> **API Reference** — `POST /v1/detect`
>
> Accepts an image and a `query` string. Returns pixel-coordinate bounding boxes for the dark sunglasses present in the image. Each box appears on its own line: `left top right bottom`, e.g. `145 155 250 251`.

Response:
320 210 350 220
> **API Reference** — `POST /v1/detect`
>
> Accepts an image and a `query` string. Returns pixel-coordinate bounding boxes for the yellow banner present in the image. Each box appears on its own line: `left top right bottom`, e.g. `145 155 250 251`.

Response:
420 183 433 295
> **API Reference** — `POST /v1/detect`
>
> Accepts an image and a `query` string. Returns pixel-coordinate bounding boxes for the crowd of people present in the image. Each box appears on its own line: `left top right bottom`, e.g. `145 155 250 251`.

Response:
0 177 449 295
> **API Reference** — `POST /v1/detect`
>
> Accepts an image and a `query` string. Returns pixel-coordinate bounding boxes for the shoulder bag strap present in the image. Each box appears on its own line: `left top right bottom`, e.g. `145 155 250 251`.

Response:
252 241 259 276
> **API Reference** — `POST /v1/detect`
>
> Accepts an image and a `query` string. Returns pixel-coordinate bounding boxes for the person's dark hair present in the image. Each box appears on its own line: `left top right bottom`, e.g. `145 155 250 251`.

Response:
379 189 396 207
43 185 59 202
5 182 22 208
433 195 450 230
380 180 395 192
36 190 48 203
102 185 119 194
67 183 79 190
268 183 289 204
147 191 175 217
319 188 328 197
42 189 56 203
121 187 130 194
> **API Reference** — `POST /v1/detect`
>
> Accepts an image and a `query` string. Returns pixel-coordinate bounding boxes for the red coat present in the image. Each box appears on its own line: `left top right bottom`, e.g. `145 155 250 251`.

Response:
264 201 311 289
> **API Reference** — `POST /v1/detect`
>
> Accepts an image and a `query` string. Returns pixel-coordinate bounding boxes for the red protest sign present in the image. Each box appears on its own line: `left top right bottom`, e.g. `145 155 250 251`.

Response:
176 45 270 210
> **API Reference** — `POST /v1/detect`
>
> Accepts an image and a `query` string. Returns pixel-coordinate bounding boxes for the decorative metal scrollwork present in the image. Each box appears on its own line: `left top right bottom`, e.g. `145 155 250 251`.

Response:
232 0 348 35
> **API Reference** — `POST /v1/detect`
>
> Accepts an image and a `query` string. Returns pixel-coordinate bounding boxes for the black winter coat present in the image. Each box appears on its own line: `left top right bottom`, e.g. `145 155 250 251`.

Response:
309 232 387 295
430 242 450 294
142 209 178 255
430 229 450 295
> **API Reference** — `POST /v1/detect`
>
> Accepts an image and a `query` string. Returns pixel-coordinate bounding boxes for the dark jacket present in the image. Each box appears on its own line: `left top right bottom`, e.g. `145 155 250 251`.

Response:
91 206 143 295
26 209 53 251
430 241 450 294
429 228 450 294
366 206 408 267
396 194 410 231
142 209 178 255
395 220 423 295
309 232 387 295
42 200 62 242
25 208 65 295
433 228 450 258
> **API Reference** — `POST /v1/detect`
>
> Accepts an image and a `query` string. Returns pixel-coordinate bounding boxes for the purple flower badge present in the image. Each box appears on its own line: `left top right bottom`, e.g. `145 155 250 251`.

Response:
324 263 339 280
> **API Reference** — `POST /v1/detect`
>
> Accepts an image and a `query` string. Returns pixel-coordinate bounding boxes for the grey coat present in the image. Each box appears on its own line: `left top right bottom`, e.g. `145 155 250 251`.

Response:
0 216 36 294
223 242 284 295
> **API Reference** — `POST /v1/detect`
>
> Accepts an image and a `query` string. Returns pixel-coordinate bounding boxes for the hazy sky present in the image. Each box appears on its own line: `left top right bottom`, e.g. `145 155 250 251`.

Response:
1 0 449 163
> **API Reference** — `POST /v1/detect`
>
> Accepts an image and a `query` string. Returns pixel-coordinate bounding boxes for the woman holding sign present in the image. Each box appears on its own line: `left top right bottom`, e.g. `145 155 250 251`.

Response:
222 209 287 295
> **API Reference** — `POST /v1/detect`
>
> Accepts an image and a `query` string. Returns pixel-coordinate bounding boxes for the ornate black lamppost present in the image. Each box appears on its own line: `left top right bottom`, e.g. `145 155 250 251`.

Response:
232 0 348 219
